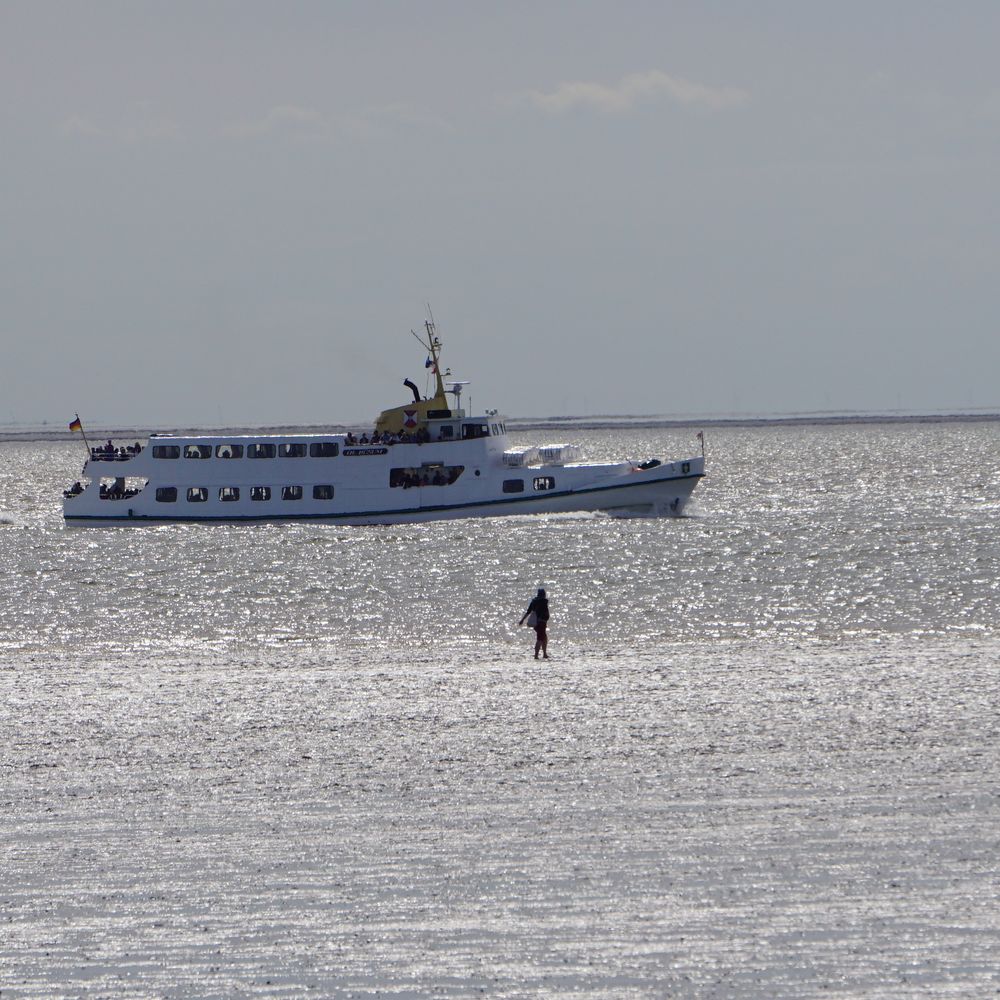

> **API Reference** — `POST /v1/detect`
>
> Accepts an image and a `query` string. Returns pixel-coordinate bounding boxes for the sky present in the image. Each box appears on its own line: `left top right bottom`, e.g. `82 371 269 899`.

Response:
2 1 999 427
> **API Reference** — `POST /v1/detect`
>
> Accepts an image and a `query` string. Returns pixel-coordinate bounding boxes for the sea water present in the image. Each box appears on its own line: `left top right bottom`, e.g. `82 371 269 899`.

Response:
1 424 998 998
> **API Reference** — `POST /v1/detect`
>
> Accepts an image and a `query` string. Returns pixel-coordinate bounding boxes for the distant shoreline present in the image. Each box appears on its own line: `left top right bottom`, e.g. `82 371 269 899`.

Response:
3 410 999 443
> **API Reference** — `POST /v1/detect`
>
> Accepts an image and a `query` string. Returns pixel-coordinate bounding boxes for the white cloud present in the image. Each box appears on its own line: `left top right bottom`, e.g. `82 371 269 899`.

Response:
523 70 749 115
359 103 454 134
58 107 180 142
226 105 327 139
123 115 180 142
59 115 106 138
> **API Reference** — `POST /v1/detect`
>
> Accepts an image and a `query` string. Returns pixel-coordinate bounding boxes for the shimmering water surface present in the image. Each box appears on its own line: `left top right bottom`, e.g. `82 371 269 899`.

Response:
2 424 999 997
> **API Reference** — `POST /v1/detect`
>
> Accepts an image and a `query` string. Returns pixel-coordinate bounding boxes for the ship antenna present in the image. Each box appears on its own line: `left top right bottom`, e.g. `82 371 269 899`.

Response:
410 307 447 403
418 302 448 407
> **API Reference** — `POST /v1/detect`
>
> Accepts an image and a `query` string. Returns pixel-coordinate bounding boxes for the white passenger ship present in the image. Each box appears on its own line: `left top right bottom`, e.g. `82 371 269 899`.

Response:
63 322 704 525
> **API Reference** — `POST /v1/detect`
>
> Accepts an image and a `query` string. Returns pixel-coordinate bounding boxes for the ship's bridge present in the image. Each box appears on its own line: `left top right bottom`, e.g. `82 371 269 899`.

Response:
376 402 509 445
372 322 508 443
374 396 456 436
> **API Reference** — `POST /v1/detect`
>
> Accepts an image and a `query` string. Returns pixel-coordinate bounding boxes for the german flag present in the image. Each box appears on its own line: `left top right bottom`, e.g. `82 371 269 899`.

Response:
69 416 83 433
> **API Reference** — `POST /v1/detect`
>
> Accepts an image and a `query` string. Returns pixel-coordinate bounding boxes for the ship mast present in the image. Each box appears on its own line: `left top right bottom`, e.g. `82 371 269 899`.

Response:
411 318 448 404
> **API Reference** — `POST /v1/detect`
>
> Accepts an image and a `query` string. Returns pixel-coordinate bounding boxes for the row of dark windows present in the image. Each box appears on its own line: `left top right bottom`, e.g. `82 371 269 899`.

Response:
503 477 556 493
153 442 340 460
459 422 508 438
153 476 556 503
156 485 334 503
151 427 512 460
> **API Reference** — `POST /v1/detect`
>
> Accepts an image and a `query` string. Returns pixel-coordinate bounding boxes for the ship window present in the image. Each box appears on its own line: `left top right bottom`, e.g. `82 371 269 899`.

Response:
155 487 177 502
313 484 334 500
462 423 490 440
279 442 307 458
216 444 243 459
309 442 340 458
152 445 180 459
492 424 499 436
184 444 212 459
247 443 276 459
219 487 240 502
99 476 144 500
250 486 271 501
438 426 454 440
533 476 555 491
390 465 463 488
502 479 525 493
187 487 209 502
281 485 303 501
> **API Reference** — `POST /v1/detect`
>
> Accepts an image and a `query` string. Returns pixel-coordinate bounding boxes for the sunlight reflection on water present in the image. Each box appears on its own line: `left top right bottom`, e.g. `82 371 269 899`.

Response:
2 424 1000 655
3 426 1000 995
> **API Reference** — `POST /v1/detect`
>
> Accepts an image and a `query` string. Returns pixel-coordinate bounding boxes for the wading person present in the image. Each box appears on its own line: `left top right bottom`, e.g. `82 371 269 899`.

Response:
519 587 550 659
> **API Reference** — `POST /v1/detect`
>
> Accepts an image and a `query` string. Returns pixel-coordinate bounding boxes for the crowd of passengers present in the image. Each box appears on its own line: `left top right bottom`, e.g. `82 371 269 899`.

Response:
345 427 431 446
64 479 141 500
90 439 143 461
98 482 142 500
391 466 462 488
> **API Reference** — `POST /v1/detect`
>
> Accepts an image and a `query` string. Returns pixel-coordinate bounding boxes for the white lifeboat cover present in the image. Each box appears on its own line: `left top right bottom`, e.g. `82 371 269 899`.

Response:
502 447 540 468
537 443 583 466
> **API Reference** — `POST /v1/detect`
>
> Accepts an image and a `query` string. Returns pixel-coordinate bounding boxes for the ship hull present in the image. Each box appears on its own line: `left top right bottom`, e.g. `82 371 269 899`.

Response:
64 456 704 526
